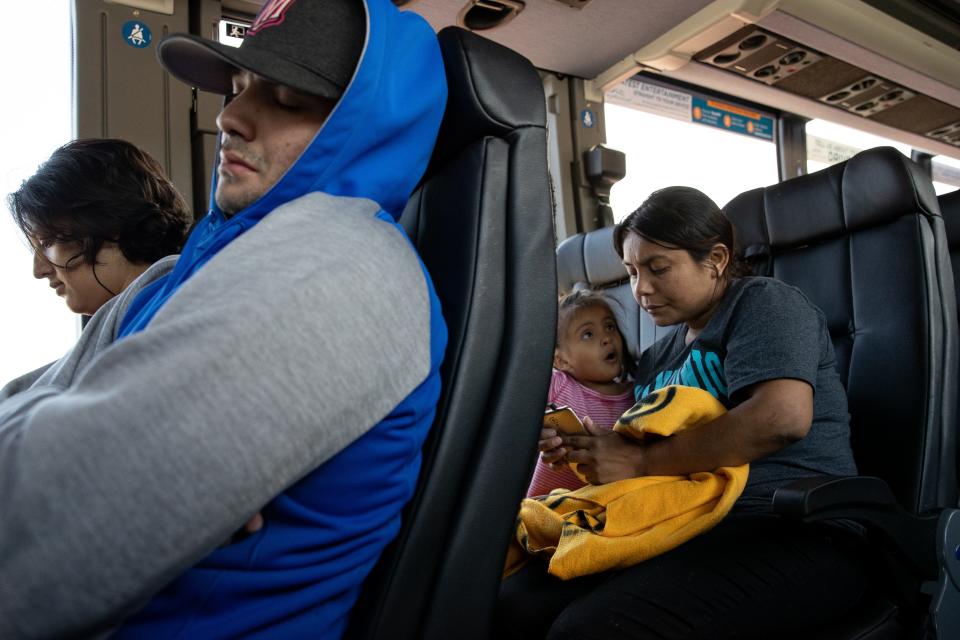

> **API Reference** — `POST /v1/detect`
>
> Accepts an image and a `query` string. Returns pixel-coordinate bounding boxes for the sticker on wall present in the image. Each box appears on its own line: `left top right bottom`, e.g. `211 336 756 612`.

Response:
122 20 152 49
224 22 248 39
690 96 772 140
581 109 596 128
606 78 692 123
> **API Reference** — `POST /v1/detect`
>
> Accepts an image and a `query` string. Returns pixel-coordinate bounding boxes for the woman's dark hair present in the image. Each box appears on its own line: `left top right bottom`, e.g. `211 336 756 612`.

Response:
612 186 749 281
7 138 192 268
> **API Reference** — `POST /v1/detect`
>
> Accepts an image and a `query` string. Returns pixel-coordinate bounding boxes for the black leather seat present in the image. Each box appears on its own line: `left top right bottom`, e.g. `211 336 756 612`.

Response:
939 189 960 313
345 27 555 640
724 147 960 638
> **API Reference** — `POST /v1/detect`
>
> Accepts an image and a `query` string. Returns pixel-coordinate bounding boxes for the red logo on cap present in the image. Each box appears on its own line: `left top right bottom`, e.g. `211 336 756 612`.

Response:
248 0 295 35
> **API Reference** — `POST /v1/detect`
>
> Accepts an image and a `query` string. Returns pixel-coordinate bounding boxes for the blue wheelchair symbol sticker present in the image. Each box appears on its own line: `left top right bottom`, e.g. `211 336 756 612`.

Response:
581 109 596 128
122 21 152 48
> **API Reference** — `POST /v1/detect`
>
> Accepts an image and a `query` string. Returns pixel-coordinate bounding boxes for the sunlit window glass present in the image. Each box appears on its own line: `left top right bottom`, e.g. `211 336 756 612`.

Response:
605 78 779 221
805 119 912 174
0 1 78 386
932 155 960 196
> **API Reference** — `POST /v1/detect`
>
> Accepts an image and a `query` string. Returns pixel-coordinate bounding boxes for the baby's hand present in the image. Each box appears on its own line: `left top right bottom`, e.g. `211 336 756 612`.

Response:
538 427 566 467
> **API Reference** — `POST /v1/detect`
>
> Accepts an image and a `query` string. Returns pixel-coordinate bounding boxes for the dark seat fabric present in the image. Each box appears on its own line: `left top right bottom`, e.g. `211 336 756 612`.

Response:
556 226 672 360
938 189 960 498
723 147 959 638
346 27 555 640
940 189 960 315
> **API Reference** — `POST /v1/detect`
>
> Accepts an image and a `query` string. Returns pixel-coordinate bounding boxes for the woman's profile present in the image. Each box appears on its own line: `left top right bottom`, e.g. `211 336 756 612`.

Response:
2 138 191 396
9 138 192 316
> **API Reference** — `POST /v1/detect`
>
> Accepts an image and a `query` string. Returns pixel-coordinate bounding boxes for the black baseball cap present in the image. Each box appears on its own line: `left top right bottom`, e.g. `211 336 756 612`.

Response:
157 0 366 99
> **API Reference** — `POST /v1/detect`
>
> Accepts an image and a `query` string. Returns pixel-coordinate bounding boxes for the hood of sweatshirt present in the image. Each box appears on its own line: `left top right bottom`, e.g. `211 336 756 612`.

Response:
119 0 446 337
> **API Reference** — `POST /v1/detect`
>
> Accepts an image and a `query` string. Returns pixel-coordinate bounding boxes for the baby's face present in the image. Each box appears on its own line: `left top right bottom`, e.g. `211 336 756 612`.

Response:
555 305 624 385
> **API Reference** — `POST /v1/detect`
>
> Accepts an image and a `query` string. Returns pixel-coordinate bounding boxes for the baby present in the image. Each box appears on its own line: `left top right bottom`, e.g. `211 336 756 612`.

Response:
527 290 635 496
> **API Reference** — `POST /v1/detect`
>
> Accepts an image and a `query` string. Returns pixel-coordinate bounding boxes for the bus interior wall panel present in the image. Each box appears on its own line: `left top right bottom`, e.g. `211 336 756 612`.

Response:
541 73 580 242
195 90 222 216
73 0 194 213
567 77 611 234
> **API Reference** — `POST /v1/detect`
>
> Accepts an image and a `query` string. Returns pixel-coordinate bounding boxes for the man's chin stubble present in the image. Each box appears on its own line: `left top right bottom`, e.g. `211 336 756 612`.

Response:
215 184 258 217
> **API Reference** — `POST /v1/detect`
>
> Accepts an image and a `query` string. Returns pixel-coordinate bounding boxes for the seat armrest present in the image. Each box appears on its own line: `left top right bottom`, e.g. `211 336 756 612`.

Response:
773 475 901 517
931 510 960 639
773 475 941 578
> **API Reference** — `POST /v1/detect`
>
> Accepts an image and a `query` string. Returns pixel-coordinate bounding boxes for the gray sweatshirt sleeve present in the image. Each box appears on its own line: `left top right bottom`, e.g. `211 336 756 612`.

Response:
0 256 179 402
0 362 55 399
0 194 432 639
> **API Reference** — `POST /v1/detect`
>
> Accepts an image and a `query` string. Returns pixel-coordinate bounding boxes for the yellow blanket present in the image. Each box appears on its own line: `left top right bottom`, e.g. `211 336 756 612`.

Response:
505 385 748 580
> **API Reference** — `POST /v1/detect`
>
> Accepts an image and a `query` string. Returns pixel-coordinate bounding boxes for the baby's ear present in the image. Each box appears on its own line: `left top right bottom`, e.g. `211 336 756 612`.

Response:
553 349 569 372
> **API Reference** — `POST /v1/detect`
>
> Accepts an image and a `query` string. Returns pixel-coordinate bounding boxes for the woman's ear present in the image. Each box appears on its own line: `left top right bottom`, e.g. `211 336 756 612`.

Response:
708 243 731 278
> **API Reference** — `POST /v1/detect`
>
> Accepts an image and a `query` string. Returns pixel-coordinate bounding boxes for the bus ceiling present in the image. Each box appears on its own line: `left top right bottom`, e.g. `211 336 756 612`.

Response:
581 0 960 160
403 0 960 160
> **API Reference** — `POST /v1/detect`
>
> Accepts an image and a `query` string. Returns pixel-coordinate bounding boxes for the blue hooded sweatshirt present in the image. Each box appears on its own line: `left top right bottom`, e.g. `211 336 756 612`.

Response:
112 1 447 637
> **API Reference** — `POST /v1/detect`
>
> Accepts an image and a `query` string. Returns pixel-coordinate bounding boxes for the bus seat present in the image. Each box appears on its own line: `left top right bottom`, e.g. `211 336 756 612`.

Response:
725 147 960 638
345 26 555 640
556 226 672 360
937 188 960 501
940 189 960 315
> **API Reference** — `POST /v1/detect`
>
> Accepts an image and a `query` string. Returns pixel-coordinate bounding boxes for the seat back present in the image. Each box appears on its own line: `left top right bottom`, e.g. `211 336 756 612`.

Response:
346 27 556 640
723 147 958 514
556 226 672 361
940 189 960 313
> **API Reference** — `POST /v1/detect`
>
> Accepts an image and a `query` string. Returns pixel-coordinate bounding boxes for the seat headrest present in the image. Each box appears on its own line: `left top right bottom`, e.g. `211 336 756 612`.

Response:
941 189 960 246
556 226 627 293
842 147 940 230
430 27 546 169
556 233 586 292
723 187 766 254
724 147 940 253
763 162 845 249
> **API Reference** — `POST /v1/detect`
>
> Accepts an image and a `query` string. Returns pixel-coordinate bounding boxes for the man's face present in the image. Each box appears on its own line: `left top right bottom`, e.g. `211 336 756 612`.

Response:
215 70 336 215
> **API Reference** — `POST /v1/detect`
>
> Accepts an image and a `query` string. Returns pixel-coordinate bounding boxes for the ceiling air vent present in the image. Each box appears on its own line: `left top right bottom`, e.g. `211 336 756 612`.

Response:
458 0 525 31
551 0 593 7
697 27 821 85
928 120 960 146
819 76 915 117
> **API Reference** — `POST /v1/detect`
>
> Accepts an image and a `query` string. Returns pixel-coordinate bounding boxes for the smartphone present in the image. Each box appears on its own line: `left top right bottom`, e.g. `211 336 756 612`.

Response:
542 405 586 435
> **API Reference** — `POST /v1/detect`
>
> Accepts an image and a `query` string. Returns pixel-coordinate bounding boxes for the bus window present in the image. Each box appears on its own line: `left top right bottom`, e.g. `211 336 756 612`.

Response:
932 155 960 195
604 77 778 221
805 119 912 173
0 0 77 385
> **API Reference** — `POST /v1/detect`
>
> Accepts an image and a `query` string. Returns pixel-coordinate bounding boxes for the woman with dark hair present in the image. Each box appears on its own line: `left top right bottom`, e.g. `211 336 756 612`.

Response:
498 186 869 639
2 138 191 396
8 138 191 315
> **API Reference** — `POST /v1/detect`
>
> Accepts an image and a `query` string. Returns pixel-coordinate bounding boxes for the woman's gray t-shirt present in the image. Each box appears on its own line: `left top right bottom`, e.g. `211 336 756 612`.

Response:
635 276 857 513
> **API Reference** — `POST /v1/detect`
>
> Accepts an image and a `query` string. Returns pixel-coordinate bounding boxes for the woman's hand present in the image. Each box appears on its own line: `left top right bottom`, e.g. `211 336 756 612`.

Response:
562 416 645 484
